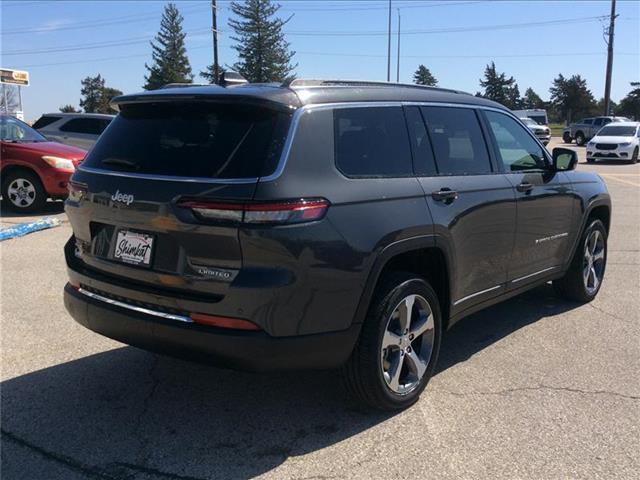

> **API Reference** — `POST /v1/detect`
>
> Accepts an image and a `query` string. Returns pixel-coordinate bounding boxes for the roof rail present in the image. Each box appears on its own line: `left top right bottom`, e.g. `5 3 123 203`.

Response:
160 83 217 89
283 78 468 95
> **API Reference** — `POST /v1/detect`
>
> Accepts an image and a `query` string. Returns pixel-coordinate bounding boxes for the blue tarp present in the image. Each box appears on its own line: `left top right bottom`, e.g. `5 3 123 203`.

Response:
0 217 62 241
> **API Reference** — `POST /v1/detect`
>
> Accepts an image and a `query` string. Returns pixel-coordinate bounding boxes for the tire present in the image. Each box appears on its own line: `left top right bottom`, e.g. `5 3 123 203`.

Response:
563 132 572 144
1 170 47 213
343 272 442 411
575 132 585 146
631 147 639 164
554 219 607 303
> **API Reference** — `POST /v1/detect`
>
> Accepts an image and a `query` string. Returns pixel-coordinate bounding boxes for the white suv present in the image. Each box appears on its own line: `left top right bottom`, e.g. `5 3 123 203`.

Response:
586 122 640 164
33 113 114 150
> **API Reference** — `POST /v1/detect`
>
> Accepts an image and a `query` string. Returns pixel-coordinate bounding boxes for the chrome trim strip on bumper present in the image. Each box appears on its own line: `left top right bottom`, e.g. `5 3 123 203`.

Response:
453 284 502 306
77 288 193 323
511 266 558 284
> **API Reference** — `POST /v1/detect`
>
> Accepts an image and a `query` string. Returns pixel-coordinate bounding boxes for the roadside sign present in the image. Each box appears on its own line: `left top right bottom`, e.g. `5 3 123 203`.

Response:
0 68 30 86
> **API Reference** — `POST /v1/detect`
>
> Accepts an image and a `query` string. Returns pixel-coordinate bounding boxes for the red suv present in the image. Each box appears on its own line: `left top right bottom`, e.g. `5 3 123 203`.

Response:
1 115 86 212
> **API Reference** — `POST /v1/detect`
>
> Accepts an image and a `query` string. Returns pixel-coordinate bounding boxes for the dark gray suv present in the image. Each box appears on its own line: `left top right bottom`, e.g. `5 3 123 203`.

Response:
63 80 611 410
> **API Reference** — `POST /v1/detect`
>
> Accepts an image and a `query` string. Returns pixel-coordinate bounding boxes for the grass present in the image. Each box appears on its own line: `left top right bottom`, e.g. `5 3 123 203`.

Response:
549 123 566 137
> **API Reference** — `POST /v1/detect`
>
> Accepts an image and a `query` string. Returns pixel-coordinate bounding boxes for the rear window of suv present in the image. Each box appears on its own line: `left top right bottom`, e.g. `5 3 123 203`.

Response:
82 103 292 179
32 115 61 129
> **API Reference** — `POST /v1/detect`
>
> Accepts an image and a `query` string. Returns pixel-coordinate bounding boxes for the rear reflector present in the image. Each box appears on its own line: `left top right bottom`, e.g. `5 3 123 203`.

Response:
177 198 329 225
190 313 261 331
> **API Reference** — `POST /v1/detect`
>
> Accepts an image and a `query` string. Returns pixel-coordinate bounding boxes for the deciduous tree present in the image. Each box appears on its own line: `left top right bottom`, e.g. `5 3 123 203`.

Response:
549 73 596 123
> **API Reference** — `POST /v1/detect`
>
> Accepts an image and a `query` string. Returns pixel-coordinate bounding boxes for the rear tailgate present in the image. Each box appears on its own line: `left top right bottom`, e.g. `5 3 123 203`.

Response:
66 99 293 298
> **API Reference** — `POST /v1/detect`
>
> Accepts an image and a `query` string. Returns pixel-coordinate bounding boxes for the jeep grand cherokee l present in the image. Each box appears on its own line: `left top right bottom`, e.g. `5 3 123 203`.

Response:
64 80 611 411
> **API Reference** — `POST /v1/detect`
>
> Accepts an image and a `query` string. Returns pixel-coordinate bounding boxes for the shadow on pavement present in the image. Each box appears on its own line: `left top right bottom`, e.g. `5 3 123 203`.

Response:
1 284 579 479
0 199 65 221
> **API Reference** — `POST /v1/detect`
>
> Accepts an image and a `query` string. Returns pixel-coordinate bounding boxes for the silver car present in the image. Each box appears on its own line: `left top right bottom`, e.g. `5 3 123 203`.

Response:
520 117 551 145
33 113 114 150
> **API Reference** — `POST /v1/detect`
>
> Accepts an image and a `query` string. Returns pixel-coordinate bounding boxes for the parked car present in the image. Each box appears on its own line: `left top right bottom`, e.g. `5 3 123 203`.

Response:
33 113 114 150
1 114 85 212
563 116 631 145
63 80 611 411
586 122 640 163
520 117 551 145
512 108 548 126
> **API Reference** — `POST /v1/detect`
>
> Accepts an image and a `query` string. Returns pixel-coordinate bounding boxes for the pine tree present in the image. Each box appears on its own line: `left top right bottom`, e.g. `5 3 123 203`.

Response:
200 65 226 84
522 87 544 109
413 65 437 86
549 73 596 123
227 0 296 83
79 75 122 114
144 3 193 90
59 104 80 113
479 62 520 109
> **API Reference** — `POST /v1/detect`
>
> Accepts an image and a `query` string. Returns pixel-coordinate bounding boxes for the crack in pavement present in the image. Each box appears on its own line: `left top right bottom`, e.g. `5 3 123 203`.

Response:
1 428 213 480
133 354 161 466
432 384 640 400
1 428 119 480
587 302 629 323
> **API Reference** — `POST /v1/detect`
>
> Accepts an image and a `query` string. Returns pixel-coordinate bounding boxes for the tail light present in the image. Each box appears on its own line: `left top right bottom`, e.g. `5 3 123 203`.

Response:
67 181 88 202
177 198 329 225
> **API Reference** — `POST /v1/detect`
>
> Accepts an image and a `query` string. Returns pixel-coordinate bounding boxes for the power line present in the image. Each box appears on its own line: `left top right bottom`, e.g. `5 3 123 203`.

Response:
1 4 209 35
3 28 211 56
284 15 609 36
19 49 635 70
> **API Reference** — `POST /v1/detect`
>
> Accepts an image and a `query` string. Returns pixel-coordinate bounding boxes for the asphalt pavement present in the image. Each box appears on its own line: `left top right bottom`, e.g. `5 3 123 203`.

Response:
1 138 639 479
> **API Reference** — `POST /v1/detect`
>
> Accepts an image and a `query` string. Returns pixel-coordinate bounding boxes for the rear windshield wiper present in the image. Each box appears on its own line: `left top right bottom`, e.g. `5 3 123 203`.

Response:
101 157 140 170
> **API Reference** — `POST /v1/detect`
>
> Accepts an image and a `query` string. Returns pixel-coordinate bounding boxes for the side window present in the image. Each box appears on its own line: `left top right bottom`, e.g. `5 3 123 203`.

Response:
60 118 102 135
98 119 111 134
334 107 412 177
32 116 61 129
420 106 492 175
484 111 546 172
404 106 436 176
593 118 604 127
583 118 594 125
602 118 612 125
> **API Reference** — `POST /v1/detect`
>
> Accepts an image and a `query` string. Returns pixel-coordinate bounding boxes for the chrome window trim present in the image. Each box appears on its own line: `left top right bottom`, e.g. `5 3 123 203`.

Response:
78 100 548 185
453 284 502 306
77 287 193 323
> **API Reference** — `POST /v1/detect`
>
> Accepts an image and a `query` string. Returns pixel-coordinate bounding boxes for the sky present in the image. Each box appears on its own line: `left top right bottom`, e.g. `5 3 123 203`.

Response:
1 0 639 121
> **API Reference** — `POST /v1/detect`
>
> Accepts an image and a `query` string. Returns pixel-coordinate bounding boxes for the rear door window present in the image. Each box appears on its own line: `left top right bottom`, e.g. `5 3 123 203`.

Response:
32 115 61 129
60 118 104 135
82 103 292 179
420 106 492 175
334 106 413 177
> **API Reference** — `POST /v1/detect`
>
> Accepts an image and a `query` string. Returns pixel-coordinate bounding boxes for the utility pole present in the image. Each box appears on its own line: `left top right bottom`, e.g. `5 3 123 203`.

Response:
603 0 617 115
387 0 391 81
211 0 220 84
396 10 401 83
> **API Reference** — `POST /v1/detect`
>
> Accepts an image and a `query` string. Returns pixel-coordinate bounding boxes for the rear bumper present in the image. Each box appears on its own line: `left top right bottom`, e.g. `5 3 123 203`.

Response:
64 283 360 371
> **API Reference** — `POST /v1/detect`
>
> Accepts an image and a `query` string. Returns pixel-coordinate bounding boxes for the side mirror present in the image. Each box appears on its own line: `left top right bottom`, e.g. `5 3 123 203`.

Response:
552 147 578 171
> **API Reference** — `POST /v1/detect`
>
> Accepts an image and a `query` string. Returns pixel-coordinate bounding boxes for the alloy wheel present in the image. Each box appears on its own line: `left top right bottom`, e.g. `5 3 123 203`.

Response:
583 229 605 295
380 294 435 395
7 178 36 208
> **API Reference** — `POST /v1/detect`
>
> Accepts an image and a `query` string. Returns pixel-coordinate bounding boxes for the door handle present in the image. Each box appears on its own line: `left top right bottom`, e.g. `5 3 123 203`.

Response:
432 188 458 202
516 182 534 193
